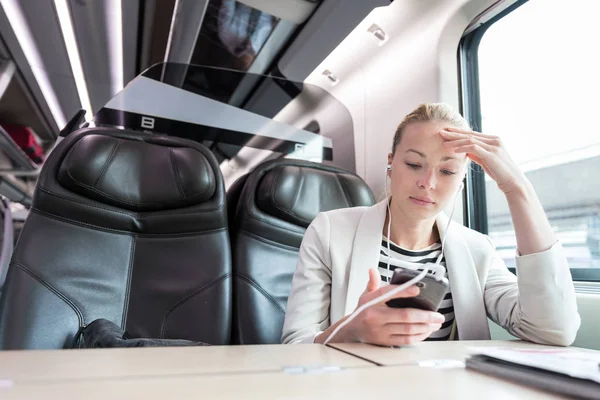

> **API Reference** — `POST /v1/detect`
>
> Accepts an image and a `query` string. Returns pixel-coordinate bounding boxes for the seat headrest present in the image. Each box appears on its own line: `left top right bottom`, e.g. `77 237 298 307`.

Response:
58 134 216 212
256 164 373 228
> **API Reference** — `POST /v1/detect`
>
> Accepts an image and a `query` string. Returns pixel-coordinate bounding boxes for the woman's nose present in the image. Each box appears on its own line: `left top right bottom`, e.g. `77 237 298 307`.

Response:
418 170 436 190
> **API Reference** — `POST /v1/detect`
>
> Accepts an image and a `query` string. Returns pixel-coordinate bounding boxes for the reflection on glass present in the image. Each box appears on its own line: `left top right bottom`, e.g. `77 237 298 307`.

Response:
95 63 354 174
192 0 279 72
142 63 303 118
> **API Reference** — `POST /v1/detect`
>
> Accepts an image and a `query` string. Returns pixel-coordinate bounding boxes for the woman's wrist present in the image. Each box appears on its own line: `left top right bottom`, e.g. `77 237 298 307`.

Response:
499 174 530 198
315 315 355 344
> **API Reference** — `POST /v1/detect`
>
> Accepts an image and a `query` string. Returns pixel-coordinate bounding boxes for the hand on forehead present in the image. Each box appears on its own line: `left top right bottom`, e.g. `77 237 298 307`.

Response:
398 121 468 164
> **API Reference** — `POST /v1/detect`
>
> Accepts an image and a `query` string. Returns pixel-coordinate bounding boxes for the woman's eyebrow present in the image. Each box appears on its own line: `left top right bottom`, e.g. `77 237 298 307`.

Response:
441 155 459 161
405 149 459 162
405 149 425 157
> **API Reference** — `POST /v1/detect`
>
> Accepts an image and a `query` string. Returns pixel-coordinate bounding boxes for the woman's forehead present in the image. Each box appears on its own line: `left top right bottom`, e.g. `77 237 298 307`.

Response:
402 121 448 143
398 121 467 162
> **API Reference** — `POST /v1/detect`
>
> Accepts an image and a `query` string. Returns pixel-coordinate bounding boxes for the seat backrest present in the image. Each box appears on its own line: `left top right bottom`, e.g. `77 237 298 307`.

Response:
229 159 375 344
0 128 232 349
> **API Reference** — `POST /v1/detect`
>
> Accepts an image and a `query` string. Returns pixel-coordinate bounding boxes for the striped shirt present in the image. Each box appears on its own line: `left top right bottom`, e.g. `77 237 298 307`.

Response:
378 237 455 341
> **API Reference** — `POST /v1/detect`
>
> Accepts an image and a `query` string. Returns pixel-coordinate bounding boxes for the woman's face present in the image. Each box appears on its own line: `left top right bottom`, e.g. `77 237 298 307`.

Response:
387 120 467 220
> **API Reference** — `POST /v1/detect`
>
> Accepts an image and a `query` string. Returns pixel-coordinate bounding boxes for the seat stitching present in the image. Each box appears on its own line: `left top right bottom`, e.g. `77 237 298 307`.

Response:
269 167 312 225
197 156 214 198
334 174 352 207
62 155 212 208
263 168 324 226
170 149 186 199
38 187 136 216
11 262 85 327
56 179 211 207
64 138 86 180
241 208 307 234
93 139 121 188
289 167 306 212
121 238 136 329
29 208 228 237
235 273 286 316
36 186 225 215
61 141 215 207
160 273 231 338
238 229 299 252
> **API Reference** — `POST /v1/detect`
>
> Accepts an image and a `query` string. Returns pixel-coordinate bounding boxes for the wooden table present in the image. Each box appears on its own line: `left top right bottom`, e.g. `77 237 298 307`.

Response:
0 343 372 382
2 361 568 399
0 341 589 399
327 339 562 366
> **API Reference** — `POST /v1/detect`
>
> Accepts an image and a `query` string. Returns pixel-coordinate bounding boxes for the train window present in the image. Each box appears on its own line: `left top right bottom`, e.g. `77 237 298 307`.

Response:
461 0 600 280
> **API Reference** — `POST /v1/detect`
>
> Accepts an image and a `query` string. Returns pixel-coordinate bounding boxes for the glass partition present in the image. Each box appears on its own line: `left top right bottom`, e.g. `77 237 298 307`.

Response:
93 62 355 188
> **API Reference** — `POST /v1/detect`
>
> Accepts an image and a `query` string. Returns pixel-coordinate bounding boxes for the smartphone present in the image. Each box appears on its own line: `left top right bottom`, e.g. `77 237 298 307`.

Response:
385 267 449 312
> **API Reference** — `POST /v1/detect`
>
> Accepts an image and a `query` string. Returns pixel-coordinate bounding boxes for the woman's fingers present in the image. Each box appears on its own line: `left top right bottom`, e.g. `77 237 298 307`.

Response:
363 268 381 294
441 126 501 144
442 137 493 152
464 152 485 168
383 307 445 324
452 143 491 159
383 322 443 336
359 306 445 347
452 144 493 176
360 284 420 306
388 332 432 347
377 284 420 298
440 131 494 169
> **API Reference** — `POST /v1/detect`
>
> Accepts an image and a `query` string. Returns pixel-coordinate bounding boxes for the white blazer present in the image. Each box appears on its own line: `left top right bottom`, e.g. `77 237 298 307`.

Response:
281 200 581 346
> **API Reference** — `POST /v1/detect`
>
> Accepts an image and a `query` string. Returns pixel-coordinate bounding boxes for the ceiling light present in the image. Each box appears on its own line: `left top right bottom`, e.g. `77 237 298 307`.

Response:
55 0 93 120
0 0 66 128
0 60 16 98
105 0 123 94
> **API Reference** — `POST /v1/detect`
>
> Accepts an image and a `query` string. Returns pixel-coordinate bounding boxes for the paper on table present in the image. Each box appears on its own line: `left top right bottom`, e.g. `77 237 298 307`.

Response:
469 347 600 384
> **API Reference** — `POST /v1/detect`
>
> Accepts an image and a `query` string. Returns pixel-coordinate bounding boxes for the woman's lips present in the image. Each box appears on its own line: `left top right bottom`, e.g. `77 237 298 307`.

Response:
410 196 435 206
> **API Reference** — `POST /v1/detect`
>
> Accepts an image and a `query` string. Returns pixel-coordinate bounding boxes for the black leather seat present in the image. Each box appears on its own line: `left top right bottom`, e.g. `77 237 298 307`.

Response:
0 196 13 298
229 159 375 344
0 127 231 349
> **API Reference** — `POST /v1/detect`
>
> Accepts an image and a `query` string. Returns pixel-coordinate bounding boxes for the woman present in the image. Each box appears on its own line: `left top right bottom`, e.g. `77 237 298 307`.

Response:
281 103 580 347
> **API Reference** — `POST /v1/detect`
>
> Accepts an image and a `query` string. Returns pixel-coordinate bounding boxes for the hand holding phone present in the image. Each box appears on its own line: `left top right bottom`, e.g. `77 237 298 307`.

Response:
316 268 446 346
386 266 449 312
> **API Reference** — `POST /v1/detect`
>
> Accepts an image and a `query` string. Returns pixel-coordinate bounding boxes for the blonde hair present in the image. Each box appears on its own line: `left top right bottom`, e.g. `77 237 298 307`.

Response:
391 103 471 155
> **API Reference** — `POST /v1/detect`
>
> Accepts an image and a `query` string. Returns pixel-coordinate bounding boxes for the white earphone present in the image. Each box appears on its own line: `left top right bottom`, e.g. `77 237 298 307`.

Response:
322 161 466 345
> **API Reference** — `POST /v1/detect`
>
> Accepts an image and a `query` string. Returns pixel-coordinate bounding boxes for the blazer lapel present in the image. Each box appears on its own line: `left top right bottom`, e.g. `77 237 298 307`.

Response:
344 200 388 315
436 213 490 340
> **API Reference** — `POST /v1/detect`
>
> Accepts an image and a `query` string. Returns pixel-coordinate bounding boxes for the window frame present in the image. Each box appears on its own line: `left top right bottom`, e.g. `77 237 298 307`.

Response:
458 0 600 282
